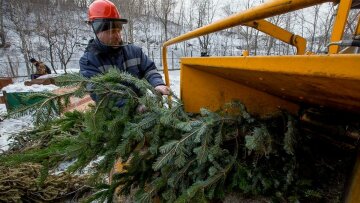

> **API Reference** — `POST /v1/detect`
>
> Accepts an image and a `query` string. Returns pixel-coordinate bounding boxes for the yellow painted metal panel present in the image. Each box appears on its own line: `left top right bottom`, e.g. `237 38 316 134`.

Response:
181 64 299 117
180 55 360 78
180 54 360 114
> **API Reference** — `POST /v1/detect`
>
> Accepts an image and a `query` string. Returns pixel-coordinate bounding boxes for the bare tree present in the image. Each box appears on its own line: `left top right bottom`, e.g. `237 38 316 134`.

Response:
76 0 88 8
175 0 189 56
221 31 231 55
152 0 177 42
309 5 321 52
315 4 336 53
180 0 197 56
282 13 293 55
113 0 142 43
294 3 336 53
6 55 19 77
138 0 157 56
0 56 18 77
0 0 6 48
221 4 239 56
297 5 326 52
54 11 81 73
235 0 260 55
193 0 218 55
345 10 360 36
55 0 78 9
8 0 33 76
36 3 60 73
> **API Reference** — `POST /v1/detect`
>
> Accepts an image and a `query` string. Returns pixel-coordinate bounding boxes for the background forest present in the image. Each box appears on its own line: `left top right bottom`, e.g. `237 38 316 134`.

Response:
0 0 359 77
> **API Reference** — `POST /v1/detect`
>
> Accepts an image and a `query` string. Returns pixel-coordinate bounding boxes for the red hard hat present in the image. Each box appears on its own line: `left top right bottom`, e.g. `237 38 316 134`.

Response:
88 0 126 22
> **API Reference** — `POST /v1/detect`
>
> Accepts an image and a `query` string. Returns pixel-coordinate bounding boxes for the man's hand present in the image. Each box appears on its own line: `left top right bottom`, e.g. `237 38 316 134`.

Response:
155 85 170 95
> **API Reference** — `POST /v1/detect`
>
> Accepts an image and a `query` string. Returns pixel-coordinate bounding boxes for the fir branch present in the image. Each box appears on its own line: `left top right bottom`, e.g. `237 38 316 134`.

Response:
245 125 273 157
153 126 204 171
55 73 90 88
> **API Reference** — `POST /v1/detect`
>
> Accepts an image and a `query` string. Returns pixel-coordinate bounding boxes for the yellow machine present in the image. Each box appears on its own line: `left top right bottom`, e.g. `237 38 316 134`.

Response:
161 0 360 202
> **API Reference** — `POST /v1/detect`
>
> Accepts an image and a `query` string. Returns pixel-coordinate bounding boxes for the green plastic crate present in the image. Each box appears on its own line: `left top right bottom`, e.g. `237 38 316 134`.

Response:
3 91 48 112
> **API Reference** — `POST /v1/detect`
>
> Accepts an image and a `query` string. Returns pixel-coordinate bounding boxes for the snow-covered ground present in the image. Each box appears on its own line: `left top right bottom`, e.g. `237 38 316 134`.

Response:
0 108 33 152
2 83 58 93
160 70 180 97
0 70 181 152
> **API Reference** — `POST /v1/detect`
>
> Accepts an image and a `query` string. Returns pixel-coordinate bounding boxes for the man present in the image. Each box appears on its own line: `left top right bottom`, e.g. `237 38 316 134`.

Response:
29 58 51 79
79 0 170 104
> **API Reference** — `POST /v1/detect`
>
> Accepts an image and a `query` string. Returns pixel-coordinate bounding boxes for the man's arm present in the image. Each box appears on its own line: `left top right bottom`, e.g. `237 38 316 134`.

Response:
139 49 170 95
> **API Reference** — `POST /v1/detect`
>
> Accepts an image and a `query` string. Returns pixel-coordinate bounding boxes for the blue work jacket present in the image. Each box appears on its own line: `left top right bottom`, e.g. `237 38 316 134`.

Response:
79 39 165 102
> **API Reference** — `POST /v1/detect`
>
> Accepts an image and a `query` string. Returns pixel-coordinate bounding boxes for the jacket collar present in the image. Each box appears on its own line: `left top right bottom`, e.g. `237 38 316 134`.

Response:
86 38 122 55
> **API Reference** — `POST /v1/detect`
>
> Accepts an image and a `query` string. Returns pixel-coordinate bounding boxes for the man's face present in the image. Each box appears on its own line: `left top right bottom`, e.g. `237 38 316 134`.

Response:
92 20 124 47
96 28 122 47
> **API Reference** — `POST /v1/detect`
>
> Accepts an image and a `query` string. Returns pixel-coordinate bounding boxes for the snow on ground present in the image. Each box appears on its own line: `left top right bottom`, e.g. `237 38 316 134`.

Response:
2 83 59 93
37 68 82 78
160 70 180 97
0 104 34 152
0 70 181 153
0 73 62 152
55 68 83 74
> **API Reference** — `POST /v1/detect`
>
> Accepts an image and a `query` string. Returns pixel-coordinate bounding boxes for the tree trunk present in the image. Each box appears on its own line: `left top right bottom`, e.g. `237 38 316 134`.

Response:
309 5 320 52
7 55 16 77
266 37 274 55
0 0 5 47
128 20 134 43
254 30 259 55
48 38 56 72
19 34 31 77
